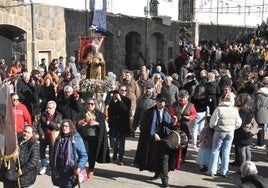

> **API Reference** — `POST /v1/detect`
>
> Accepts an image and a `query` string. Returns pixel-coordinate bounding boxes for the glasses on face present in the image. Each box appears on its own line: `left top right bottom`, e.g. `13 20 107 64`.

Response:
88 103 95 106
62 124 70 128
12 99 19 102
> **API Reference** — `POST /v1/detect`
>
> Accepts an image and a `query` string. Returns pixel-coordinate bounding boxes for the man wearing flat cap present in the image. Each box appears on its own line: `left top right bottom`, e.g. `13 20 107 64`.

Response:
133 81 156 131
133 81 156 169
135 94 177 187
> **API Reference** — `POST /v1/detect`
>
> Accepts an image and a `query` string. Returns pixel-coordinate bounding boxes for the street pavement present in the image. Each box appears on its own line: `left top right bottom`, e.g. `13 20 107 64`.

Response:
1 133 268 188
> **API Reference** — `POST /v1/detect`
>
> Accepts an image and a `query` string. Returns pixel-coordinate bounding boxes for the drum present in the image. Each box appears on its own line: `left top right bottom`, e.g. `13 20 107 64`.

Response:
163 130 188 150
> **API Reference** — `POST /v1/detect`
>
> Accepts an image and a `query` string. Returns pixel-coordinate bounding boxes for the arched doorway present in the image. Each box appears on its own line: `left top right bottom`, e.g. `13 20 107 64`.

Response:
125 31 145 70
149 32 164 64
0 24 26 68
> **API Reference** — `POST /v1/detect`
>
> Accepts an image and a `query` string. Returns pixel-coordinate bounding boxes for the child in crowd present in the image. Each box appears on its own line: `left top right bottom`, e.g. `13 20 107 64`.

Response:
196 116 214 171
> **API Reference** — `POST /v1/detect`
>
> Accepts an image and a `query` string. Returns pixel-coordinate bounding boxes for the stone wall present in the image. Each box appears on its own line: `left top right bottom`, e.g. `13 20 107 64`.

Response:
33 4 66 67
0 1 32 67
64 11 186 76
1 1 255 77
0 2 67 70
198 24 255 45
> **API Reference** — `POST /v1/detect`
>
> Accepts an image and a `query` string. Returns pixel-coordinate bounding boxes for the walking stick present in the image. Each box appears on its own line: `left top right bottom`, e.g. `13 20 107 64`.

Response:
72 138 81 188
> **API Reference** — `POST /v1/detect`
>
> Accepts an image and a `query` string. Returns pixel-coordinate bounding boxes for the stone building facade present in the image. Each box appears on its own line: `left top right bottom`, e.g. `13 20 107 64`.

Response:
0 1 66 70
0 1 251 77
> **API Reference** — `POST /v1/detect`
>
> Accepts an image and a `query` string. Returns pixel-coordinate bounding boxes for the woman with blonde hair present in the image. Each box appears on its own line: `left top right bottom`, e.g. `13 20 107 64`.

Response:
205 72 220 114
232 93 255 168
206 94 242 177
152 73 163 94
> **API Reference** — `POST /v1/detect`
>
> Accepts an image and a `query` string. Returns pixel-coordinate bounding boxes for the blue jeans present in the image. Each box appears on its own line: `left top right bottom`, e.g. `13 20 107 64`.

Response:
208 131 234 175
39 136 53 167
111 135 126 161
192 111 206 146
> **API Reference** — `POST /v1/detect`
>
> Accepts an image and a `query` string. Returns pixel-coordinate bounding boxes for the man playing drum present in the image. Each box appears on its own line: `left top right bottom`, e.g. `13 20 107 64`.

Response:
149 94 178 188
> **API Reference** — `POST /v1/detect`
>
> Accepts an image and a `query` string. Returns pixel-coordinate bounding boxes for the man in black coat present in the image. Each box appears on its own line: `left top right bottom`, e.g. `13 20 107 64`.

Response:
108 85 131 165
134 94 177 188
133 82 156 169
3 126 39 188
218 68 232 95
16 72 36 119
56 85 84 123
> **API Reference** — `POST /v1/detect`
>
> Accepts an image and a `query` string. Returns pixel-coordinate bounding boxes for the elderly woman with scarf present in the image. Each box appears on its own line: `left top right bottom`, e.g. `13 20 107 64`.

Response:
50 119 88 188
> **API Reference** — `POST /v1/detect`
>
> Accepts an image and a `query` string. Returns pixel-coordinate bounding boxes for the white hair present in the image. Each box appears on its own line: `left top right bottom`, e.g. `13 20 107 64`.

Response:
240 161 258 177
64 85 73 92
47 100 57 108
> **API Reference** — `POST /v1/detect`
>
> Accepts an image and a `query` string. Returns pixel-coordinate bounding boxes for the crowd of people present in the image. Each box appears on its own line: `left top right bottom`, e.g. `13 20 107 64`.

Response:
1 30 268 187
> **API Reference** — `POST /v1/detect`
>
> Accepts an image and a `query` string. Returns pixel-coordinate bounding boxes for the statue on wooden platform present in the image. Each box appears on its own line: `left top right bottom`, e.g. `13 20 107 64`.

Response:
86 44 106 80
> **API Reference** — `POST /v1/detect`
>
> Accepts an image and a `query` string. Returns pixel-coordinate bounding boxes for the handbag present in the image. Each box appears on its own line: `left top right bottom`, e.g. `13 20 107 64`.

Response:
78 169 88 183
243 118 259 136
87 126 97 136
78 125 99 137
71 137 88 186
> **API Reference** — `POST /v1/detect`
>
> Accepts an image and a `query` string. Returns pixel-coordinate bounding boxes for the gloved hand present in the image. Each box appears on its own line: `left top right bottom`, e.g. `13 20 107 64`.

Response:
73 90 79 100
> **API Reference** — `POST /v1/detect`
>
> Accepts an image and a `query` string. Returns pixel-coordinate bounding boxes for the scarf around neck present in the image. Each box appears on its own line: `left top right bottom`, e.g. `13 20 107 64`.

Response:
54 135 73 168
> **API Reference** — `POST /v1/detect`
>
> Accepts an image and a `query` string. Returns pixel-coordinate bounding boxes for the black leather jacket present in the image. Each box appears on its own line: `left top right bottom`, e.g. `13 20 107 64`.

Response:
37 111 63 137
19 138 39 187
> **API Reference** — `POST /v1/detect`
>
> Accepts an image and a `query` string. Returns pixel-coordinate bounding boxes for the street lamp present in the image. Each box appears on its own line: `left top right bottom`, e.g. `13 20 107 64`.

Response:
85 0 89 36
144 1 150 65
216 0 219 42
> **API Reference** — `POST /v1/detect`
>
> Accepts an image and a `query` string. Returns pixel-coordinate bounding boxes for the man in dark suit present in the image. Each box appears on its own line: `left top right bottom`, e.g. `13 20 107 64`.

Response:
108 84 131 165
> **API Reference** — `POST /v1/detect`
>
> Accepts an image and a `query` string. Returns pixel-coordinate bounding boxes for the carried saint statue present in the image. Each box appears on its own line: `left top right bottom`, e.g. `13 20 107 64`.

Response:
86 43 106 80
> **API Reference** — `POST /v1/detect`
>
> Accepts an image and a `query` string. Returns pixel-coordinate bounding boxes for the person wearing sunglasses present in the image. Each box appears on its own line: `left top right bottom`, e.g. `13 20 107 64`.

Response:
11 93 32 139
77 98 110 178
108 85 131 165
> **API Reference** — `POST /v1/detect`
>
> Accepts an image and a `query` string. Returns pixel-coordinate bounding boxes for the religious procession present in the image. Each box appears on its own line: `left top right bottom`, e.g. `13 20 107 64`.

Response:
0 22 268 188
1 3 268 188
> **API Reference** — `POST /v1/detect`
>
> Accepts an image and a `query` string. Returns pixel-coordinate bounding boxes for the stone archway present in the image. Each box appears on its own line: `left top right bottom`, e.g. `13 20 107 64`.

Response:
125 31 145 70
0 24 27 68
